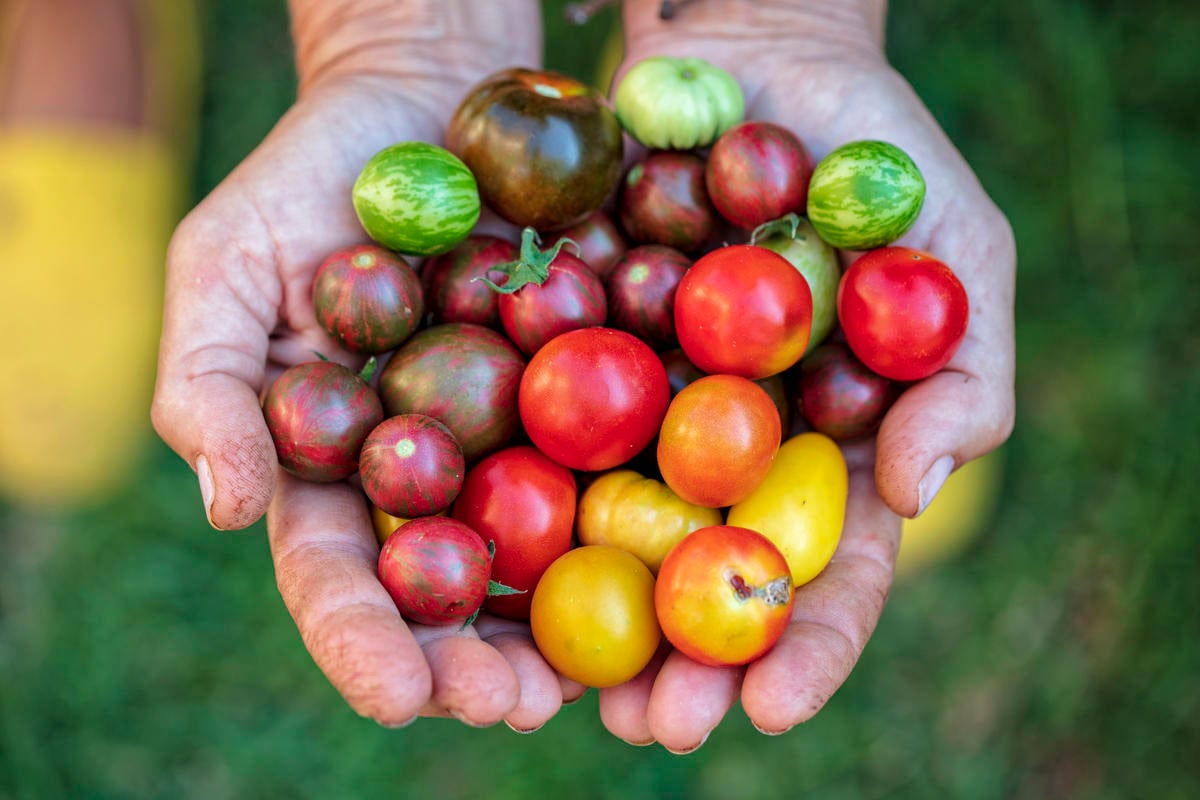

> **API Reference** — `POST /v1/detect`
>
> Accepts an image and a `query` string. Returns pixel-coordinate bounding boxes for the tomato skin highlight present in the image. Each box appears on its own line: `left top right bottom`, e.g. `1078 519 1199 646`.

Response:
654 525 793 667
836 246 969 382
519 327 670 472
531 545 661 688
452 446 576 621
657 374 782 508
674 244 813 380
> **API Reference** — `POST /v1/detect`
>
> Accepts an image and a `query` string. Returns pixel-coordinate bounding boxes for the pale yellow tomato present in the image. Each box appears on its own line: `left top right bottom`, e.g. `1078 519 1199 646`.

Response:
530 545 661 688
726 432 848 587
576 469 723 573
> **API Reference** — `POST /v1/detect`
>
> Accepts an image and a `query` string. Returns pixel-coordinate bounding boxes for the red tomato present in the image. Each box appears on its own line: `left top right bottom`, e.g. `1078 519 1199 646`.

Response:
451 446 576 620
657 375 781 508
837 247 969 382
674 244 813 380
519 327 670 472
377 517 492 626
654 525 794 667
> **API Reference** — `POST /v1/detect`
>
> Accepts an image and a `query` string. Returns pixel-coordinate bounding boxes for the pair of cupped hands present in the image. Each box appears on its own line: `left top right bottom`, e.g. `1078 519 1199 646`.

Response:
151 0 1014 752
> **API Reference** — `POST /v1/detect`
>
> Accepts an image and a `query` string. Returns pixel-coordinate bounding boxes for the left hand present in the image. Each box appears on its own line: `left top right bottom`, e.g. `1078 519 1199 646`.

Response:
596 0 1016 751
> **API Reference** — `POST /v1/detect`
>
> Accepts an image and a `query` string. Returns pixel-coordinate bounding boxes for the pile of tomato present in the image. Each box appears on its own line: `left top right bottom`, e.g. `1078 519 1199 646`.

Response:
261 57 970 687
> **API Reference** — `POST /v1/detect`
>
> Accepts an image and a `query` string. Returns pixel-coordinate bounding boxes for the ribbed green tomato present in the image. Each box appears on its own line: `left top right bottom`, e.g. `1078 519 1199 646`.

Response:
614 56 744 150
806 140 925 250
352 142 480 257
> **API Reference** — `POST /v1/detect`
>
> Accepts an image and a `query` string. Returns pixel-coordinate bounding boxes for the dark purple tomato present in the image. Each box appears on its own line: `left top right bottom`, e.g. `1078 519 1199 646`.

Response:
798 341 898 440
544 208 627 281
447 68 624 231
606 245 691 350
619 150 719 253
705 121 815 230
420 234 518 329
377 323 525 463
378 516 491 626
312 244 424 354
489 229 607 356
360 414 465 518
263 360 384 482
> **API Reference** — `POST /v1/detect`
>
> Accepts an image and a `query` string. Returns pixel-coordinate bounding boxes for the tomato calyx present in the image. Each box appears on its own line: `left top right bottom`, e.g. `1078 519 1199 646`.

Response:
725 569 793 607
309 351 378 383
477 227 582 295
461 540 525 629
750 212 807 246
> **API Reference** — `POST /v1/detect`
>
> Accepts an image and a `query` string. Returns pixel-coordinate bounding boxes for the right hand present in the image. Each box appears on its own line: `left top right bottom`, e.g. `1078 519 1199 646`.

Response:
150 0 578 731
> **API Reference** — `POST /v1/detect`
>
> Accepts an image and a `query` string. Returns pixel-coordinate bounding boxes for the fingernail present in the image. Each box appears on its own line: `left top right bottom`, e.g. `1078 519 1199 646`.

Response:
449 708 491 728
504 720 544 735
196 454 220 529
917 455 955 516
751 721 794 736
620 737 656 747
379 715 418 729
664 728 712 755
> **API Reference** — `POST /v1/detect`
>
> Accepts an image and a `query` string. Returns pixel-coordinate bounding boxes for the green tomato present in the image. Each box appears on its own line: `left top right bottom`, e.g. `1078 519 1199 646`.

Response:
751 213 841 355
352 142 480 257
614 56 744 150
806 140 925 250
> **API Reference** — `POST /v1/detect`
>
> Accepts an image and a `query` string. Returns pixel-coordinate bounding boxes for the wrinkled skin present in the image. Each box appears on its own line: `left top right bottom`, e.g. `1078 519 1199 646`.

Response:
151 0 1015 749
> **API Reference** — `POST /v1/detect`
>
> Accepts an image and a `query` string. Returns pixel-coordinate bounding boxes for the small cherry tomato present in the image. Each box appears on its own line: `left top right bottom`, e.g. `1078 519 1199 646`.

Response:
531 545 661 688
377 516 492 626
705 120 814 230
657 374 781 508
654 525 793 667
836 246 969 382
359 414 465 518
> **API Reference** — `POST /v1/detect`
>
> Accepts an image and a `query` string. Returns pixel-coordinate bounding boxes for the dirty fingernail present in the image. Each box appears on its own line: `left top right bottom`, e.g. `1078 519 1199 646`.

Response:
664 728 712 755
917 455 955 516
505 720 544 735
197 454 220 529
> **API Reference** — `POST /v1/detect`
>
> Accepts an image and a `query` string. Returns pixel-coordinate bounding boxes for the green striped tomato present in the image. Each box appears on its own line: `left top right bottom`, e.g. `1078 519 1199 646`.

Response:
352 141 480 257
806 140 925 250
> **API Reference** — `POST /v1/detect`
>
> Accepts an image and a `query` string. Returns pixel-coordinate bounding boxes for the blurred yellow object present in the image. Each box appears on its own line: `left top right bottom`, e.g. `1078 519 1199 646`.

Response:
895 449 1004 582
370 503 446 547
0 0 200 508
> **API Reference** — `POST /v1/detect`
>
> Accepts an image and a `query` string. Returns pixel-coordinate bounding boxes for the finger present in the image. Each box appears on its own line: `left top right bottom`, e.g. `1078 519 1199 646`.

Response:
409 623 521 727
597 642 671 746
269 473 432 726
741 465 899 734
645 652 742 754
473 615 564 732
152 208 281 530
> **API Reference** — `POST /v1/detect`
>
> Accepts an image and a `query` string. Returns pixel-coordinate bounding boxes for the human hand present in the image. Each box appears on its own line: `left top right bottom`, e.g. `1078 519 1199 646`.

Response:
150 0 576 730
598 0 1016 750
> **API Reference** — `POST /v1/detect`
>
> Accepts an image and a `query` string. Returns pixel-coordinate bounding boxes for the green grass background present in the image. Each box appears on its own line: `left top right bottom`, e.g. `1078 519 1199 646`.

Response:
3 1 1198 797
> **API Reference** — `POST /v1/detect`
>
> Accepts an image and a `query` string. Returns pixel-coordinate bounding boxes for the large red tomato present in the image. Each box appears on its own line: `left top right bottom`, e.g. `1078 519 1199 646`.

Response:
836 247 969 382
674 244 813 380
451 445 576 620
519 327 670 472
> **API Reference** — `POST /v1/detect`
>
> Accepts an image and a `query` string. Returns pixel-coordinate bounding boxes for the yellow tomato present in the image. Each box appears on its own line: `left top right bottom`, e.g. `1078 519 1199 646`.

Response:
370 503 446 546
576 469 723 573
530 545 661 688
726 432 848 587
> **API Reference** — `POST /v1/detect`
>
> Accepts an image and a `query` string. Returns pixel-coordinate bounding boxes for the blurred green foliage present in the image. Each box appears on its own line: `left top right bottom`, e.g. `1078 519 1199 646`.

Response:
2 0 1198 798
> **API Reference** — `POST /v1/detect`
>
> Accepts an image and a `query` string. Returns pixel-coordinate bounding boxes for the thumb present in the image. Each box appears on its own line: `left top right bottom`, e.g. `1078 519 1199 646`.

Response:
874 363 1014 519
151 212 278 530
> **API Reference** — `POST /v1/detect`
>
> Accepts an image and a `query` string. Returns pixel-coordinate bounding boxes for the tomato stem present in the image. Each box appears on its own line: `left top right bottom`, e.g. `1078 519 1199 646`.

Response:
358 356 378 384
750 213 804 246
476 227 579 294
